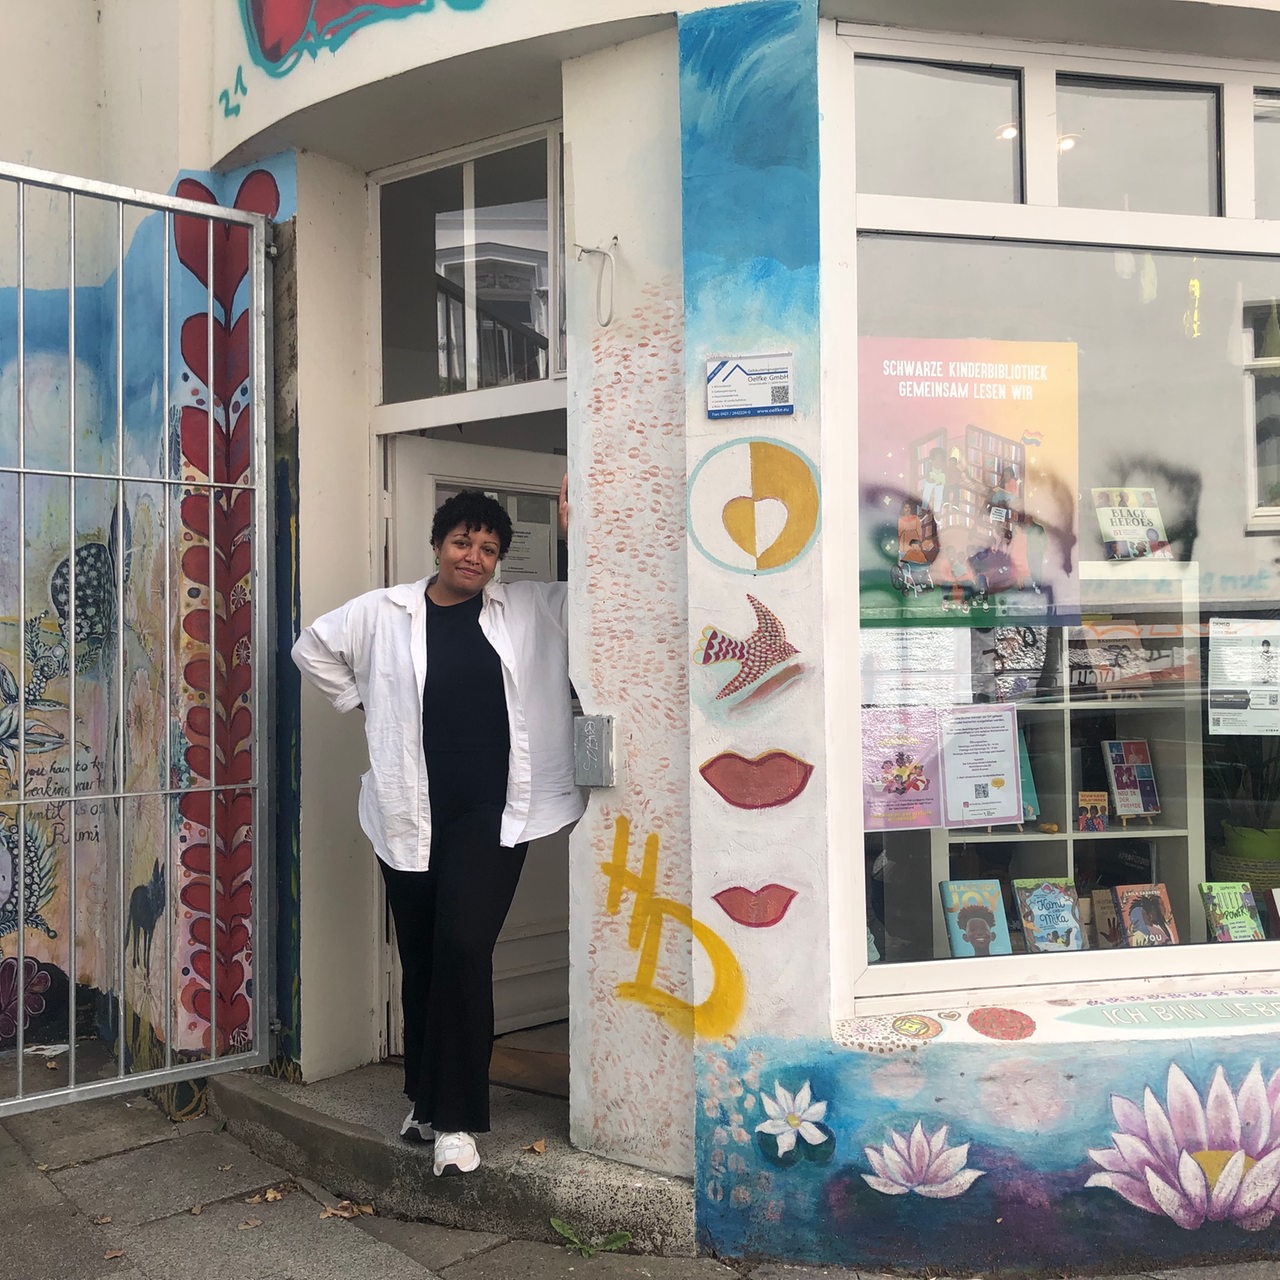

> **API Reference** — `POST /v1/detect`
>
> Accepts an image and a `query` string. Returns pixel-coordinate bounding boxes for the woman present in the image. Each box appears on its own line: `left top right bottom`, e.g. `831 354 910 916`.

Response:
291 481 582 1176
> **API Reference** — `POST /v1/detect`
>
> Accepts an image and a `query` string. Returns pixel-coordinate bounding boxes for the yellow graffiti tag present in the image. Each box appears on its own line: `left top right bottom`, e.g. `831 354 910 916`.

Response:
601 815 745 1039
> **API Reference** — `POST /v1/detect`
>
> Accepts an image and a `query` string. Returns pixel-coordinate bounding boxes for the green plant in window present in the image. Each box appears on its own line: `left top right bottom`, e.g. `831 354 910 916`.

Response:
1207 734 1280 857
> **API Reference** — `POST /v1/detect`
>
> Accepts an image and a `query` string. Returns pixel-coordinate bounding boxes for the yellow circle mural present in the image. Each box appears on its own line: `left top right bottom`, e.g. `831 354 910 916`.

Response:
689 438 821 574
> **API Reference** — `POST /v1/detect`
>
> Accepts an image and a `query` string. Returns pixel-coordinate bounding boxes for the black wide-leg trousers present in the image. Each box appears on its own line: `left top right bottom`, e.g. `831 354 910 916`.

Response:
379 806 527 1134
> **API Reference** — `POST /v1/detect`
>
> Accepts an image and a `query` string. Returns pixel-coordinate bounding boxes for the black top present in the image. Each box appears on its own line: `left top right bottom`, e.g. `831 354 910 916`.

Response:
422 591 510 818
422 591 509 752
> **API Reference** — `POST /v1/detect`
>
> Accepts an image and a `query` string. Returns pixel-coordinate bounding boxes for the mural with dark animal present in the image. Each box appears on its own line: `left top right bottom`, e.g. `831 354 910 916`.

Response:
127 860 165 975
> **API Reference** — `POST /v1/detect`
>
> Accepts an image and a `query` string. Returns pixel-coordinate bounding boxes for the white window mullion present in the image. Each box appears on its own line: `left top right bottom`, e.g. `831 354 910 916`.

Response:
1223 76 1258 220
856 192 1280 254
462 159 479 393
548 128 563 377
1021 59 1060 207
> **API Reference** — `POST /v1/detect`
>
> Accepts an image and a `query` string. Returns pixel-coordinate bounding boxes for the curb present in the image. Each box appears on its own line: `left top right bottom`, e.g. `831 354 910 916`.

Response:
208 1071 697 1256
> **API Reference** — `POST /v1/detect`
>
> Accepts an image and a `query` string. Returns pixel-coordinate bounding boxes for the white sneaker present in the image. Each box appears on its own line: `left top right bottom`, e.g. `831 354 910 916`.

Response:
433 1130 480 1176
400 1109 434 1144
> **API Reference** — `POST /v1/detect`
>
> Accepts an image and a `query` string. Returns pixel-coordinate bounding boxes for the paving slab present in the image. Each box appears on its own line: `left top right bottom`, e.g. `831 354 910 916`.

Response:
353 1214 507 1272
4 1093 178 1169
117 1188 439 1280
49 1130 286 1227
439 1240 738 1279
0 1126 136 1280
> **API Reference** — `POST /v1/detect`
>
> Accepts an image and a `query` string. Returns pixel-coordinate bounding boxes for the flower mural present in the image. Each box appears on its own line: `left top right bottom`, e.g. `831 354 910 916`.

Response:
756 1080 835 1164
0 813 58 950
1087 1063 1280 1230
862 1122 985 1198
0 956 52 1041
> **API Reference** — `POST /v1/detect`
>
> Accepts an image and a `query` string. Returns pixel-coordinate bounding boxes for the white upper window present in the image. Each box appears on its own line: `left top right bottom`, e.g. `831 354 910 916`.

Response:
373 126 564 429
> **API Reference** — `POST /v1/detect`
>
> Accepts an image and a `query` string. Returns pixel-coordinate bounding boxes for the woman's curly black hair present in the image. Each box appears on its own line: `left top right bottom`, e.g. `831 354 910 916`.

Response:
430 490 513 558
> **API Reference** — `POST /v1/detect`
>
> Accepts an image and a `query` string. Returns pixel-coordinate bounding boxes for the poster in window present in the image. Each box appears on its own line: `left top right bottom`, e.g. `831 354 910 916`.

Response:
1208 617 1280 735
862 706 941 830
938 703 1023 828
858 338 1079 626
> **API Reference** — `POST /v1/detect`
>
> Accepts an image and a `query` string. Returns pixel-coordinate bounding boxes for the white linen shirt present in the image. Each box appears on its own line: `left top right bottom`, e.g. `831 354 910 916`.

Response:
291 576 585 871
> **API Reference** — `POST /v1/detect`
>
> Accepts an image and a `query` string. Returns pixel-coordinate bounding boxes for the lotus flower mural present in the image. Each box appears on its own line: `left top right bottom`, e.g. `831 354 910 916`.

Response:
756 1080 835 1164
863 1121 985 1198
1087 1063 1280 1230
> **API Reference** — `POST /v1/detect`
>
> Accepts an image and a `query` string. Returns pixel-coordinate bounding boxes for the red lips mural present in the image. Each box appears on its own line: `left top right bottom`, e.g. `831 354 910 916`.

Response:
243 0 486 74
712 884 798 928
699 750 814 810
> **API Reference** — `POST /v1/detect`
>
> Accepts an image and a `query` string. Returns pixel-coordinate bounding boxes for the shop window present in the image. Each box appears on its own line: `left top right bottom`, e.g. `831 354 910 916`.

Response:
1256 91 1280 220
856 234 1280 985
379 137 556 404
854 58 1022 204
1056 75 1220 216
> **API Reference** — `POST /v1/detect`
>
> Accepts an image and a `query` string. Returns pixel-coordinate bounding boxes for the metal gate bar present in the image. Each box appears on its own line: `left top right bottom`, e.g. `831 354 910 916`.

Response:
0 160 271 1115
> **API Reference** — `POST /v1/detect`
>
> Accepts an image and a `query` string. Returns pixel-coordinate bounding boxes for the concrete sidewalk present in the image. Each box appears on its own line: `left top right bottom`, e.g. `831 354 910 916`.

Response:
1 1074 1277 1280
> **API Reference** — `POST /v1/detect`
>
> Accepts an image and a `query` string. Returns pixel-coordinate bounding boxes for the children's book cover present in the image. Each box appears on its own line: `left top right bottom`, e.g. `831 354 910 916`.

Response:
1102 739 1160 817
1090 889 1121 948
1012 878 1086 951
1112 883 1179 946
1076 790 1110 831
1092 487 1173 560
939 880 1014 957
1199 882 1266 942
1018 731 1040 823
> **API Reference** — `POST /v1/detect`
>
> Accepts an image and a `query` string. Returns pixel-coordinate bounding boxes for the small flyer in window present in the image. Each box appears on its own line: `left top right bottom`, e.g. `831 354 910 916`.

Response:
861 626 972 707
862 706 942 830
938 703 1023 827
1091 487 1173 560
1208 617 1280 736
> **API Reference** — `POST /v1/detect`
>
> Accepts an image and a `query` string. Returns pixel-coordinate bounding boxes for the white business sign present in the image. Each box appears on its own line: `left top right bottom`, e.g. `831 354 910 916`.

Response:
706 353 794 419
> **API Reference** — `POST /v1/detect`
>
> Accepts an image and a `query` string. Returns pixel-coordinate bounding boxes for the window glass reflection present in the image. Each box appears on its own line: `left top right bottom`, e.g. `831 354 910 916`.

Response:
1056 76 1220 215
1255 91 1280 220
380 139 549 404
855 58 1022 203
856 235 1280 966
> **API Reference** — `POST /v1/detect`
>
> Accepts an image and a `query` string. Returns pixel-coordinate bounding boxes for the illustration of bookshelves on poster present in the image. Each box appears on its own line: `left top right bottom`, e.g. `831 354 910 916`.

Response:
866 561 1205 964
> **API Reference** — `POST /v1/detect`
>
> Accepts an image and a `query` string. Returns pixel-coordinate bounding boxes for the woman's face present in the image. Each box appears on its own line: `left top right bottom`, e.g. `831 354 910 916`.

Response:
432 521 501 603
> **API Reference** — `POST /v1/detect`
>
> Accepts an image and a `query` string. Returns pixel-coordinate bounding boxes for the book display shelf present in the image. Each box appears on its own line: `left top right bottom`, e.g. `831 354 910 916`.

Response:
872 561 1206 964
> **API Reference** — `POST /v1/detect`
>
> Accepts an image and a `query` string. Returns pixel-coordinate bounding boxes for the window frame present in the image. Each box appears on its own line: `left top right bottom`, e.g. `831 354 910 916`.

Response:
827 24 1280 1014
369 122 566 436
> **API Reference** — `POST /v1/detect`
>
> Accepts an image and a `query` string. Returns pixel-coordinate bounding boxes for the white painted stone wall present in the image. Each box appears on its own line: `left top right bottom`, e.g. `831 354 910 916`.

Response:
292 149 382 1081
563 29 694 1176
0 0 215 194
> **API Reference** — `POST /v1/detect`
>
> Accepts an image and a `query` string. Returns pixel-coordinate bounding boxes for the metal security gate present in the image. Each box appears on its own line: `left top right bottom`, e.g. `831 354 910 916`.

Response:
0 161 272 1114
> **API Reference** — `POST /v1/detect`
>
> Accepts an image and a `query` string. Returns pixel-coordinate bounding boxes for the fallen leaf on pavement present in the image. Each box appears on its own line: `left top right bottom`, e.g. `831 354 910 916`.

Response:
319 1200 374 1219
104 1250 124 1260
237 1218 263 1231
217 1164 233 1172
35 1163 49 1172
522 1139 547 1155
265 1187 283 1202
45 1060 58 1070
244 1193 263 1204
92 1215 111 1226
190 1204 203 1215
